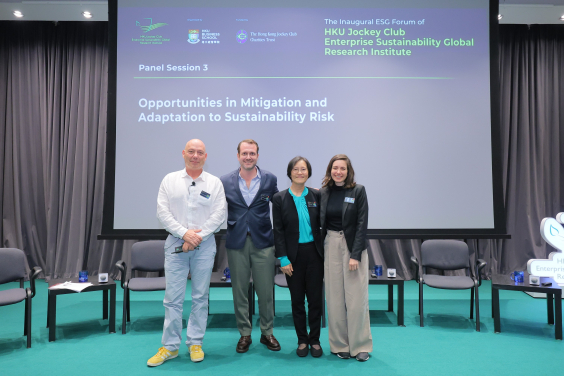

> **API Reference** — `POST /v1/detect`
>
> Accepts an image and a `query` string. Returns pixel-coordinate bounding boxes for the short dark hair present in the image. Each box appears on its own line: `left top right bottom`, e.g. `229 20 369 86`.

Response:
287 156 312 181
322 154 356 189
237 139 259 154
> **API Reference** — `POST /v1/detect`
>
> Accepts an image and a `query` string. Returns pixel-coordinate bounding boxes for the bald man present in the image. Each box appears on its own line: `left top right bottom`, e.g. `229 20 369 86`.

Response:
149 139 226 366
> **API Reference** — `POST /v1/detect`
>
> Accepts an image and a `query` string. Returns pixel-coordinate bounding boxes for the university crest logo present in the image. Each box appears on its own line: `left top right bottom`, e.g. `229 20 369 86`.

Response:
188 29 200 44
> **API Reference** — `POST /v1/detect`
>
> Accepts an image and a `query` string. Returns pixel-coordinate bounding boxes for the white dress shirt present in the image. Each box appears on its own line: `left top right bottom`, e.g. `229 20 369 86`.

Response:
157 169 226 241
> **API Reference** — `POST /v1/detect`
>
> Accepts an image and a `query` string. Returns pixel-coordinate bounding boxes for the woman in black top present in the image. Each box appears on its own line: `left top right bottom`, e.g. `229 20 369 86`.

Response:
320 154 372 362
272 156 324 357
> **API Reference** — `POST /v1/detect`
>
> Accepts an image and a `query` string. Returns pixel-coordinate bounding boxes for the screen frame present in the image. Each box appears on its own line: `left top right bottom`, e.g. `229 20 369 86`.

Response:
100 0 508 240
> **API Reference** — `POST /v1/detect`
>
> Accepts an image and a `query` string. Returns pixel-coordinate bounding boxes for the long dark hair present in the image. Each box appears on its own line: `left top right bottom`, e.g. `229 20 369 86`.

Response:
321 154 356 189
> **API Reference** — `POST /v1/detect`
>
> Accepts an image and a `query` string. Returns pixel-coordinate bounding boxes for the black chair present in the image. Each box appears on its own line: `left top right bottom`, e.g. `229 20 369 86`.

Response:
411 240 486 332
116 240 166 334
0 248 42 348
273 259 326 328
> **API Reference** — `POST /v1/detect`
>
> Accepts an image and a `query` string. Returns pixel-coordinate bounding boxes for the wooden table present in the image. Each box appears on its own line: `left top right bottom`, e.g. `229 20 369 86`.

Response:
492 274 561 340
369 275 405 326
47 277 116 342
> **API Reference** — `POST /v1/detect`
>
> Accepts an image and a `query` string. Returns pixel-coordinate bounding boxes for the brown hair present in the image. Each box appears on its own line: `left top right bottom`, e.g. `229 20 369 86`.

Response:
237 139 259 154
322 154 356 189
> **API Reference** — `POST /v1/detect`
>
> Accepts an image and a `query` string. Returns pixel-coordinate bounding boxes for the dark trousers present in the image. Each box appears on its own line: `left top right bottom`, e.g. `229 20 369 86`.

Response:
285 242 324 345
226 237 275 336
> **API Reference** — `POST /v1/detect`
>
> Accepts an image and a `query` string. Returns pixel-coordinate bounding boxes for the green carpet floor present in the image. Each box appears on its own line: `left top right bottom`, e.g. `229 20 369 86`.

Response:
0 280 562 376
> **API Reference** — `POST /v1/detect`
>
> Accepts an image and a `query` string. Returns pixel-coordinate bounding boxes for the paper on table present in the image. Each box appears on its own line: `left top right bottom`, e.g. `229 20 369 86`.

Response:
49 281 93 292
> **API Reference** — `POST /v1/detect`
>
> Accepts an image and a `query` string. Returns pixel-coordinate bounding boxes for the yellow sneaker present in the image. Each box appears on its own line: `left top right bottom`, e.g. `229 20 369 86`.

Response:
189 345 205 362
147 347 178 367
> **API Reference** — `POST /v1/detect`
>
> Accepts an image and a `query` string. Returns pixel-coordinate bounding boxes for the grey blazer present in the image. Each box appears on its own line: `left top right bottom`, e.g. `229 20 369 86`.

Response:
320 184 368 261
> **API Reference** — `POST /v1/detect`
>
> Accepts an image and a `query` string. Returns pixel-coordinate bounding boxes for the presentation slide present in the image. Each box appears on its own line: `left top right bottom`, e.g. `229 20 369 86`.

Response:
109 0 500 233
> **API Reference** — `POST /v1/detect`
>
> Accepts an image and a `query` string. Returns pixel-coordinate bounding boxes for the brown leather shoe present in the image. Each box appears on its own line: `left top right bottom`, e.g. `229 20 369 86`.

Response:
260 334 281 351
236 336 252 353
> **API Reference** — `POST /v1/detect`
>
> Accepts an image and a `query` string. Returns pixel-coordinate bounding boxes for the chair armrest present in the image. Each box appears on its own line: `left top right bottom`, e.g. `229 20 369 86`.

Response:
115 260 127 289
273 258 281 274
29 266 42 298
410 256 420 282
476 259 487 287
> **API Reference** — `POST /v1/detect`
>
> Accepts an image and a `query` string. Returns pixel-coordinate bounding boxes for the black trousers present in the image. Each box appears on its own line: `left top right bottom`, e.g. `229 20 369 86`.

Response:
285 242 324 345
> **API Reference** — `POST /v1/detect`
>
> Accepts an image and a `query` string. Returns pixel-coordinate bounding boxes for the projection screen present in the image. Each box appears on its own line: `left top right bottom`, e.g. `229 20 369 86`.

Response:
101 0 506 239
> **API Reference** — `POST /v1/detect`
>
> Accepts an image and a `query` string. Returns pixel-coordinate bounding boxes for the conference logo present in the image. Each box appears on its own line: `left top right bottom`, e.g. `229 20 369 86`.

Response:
136 18 167 33
132 18 171 45
236 30 248 44
188 29 200 44
526 213 564 284
541 216 564 252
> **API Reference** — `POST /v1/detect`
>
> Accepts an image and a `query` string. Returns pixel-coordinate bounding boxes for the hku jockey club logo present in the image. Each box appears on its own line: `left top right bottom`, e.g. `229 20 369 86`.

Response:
188 29 200 44
136 18 167 33
527 213 564 284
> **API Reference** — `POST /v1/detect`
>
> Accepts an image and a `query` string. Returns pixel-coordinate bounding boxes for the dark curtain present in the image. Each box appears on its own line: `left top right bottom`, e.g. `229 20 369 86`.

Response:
1 22 563 280
495 24 564 274
0 21 134 280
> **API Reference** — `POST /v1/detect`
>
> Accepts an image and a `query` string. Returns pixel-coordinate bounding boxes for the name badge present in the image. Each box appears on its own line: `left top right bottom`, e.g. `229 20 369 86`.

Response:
261 194 270 202
200 190 211 199
344 197 355 204
307 201 317 207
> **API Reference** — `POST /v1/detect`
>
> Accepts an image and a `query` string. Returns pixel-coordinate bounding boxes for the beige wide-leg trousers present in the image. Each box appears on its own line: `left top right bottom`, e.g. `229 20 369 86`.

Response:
324 230 373 356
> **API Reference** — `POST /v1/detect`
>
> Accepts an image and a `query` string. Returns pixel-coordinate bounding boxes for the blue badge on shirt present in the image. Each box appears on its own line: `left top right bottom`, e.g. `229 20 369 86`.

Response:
261 194 270 202
200 190 211 199
307 201 317 207
344 197 355 204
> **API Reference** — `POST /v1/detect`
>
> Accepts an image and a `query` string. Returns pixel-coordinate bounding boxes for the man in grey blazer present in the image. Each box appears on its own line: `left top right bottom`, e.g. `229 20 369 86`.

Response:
220 139 280 353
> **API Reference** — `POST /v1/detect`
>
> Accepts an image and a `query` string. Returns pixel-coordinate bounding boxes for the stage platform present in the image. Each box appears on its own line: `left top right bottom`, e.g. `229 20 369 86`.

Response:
1 280 562 376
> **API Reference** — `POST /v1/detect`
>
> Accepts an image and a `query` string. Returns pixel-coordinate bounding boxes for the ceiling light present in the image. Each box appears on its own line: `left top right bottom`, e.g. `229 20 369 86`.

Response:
560 15 564 21
13 10 23 18
82 11 92 19
497 14 502 20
